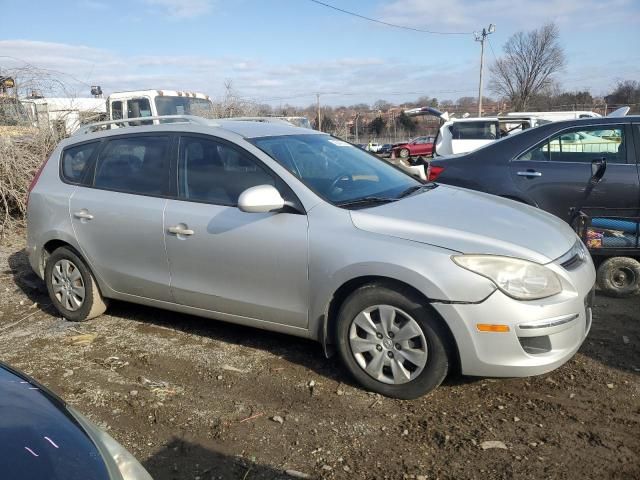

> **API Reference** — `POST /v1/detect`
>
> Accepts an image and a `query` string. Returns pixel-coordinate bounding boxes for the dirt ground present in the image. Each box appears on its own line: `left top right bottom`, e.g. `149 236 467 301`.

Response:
1 230 638 480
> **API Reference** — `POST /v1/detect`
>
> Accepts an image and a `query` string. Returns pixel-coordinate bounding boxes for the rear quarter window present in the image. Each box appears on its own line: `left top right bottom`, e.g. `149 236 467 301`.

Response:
60 142 99 184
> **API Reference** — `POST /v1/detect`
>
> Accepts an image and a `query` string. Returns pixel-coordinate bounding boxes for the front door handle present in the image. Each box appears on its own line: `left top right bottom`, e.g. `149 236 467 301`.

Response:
517 170 542 178
73 210 94 220
168 225 194 236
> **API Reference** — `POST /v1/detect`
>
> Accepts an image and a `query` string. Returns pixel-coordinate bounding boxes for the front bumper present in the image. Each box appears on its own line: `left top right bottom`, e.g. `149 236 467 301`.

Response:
432 251 595 377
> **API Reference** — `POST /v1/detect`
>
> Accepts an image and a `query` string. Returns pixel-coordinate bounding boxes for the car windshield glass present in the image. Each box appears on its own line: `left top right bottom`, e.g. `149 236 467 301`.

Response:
155 96 214 118
251 134 421 205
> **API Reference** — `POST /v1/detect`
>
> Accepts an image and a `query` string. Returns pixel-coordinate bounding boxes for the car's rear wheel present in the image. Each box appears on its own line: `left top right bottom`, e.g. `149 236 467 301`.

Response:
399 148 410 159
335 282 450 399
596 256 640 297
45 247 108 321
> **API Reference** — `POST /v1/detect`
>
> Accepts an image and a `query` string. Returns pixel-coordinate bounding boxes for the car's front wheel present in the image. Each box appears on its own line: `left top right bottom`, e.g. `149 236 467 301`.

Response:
45 246 108 321
335 282 451 399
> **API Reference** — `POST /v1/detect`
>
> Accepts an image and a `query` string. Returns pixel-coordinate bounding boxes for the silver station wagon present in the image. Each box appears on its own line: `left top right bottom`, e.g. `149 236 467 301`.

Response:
26 116 595 399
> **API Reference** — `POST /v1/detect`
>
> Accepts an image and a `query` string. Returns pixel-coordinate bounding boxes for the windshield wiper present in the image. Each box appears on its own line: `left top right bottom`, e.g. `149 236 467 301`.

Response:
335 196 397 208
397 183 438 198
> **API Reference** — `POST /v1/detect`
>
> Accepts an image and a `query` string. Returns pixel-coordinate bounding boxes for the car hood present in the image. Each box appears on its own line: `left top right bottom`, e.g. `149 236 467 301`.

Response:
349 185 577 264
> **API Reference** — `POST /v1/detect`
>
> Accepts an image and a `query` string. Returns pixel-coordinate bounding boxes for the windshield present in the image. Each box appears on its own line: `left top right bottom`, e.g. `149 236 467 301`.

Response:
251 134 421 205
282 117 312 129
155 96 214 118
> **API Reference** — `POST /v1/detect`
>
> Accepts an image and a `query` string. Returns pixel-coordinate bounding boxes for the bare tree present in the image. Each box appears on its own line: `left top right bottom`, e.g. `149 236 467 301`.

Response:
489 23 565 110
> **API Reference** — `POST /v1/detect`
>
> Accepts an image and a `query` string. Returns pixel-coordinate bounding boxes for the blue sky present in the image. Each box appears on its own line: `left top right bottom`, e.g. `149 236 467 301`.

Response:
0 0 638 106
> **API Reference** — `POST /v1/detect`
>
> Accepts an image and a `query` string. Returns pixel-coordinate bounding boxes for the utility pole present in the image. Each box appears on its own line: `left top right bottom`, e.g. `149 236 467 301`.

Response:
475 24 495 117
316 93 322 132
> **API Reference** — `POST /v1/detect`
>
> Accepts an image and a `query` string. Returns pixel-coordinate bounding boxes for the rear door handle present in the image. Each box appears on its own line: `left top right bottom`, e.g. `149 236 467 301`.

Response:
168 225 194 236
73 210 94 220
517 171 542 177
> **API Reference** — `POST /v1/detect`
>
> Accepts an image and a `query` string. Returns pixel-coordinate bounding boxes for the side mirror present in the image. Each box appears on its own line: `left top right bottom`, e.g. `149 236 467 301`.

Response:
590 158 607 185
237 184 285 213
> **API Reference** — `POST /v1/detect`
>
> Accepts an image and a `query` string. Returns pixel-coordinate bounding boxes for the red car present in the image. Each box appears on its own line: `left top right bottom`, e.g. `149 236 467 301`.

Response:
391 136 435 159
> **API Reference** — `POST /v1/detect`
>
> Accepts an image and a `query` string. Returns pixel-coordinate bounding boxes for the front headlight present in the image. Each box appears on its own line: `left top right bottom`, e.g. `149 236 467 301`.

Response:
452 255 562 300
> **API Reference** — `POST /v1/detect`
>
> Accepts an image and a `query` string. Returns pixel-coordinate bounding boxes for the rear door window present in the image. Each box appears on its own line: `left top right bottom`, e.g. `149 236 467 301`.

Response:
93 135 171 196
450 122 498 140
60 142 99 184
519 126 626 163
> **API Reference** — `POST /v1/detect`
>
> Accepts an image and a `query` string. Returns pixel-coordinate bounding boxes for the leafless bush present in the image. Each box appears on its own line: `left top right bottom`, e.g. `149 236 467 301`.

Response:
0 131 58 235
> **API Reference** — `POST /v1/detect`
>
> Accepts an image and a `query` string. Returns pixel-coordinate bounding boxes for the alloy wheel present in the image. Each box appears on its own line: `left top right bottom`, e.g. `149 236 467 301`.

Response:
51 259 85 311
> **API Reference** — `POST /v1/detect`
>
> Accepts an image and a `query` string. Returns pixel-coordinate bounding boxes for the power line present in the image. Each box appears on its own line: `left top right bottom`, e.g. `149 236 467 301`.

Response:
308 0 472 35
487 37 499 62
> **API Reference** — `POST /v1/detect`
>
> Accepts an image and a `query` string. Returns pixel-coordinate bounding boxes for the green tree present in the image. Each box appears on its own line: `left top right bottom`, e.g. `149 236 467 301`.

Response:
369 116 386 136
396 111 416 133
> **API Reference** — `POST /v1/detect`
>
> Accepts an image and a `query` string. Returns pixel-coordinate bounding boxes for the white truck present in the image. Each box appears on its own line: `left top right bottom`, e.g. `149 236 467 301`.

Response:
106 89 214 125
21 97 106 136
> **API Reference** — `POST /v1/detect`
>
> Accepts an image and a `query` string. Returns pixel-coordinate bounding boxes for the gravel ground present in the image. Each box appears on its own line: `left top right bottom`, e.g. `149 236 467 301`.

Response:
1 231 638 480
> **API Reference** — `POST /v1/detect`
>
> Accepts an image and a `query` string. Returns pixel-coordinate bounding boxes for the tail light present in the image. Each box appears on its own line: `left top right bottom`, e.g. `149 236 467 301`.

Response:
427 165 444 182
26 158 49 208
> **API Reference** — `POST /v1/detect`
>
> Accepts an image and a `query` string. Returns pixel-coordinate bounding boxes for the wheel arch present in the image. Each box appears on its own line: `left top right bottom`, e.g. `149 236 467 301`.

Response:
321 275 460 372
41 237 111 299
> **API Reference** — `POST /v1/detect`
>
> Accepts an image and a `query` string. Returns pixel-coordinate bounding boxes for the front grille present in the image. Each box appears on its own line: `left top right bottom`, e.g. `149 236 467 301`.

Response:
557 240 588 271
561 253 582 270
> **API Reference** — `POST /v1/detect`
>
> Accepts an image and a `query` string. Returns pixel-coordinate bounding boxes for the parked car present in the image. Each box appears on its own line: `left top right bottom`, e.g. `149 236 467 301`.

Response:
366 142 383 153
0 361 152 480
377 144 394 157
391 136 434 159
429 116 640 297
428 116 639 222
27 115 595 399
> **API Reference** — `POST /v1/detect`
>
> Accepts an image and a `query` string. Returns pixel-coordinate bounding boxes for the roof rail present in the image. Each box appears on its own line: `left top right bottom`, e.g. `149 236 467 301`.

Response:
74 115 215 135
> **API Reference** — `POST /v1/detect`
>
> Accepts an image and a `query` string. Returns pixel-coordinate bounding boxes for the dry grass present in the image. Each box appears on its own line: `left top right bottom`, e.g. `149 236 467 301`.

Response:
0 130 59 235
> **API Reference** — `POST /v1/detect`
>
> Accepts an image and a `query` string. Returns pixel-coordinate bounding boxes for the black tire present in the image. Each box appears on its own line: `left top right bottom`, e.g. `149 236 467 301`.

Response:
596 257 640 298
45 246 108 321
335 282 450 399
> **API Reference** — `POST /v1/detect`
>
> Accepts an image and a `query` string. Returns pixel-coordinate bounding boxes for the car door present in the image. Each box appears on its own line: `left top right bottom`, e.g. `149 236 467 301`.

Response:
69 134 173 300
510 123 640 221
163 134 309 328
412 137 430 156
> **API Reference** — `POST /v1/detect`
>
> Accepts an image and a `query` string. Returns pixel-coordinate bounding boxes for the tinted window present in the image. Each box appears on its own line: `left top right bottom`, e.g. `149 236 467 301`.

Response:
450 122 498 140
178 136 275 205
61 142 98 184
111 101 122 120
94 136 170 196
252 134 419 204
519 126 626 163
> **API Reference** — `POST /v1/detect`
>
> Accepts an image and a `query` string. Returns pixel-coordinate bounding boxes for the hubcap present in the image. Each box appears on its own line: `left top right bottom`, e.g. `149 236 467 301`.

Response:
612 267 635 289
348 305 428 385
51 259 85 311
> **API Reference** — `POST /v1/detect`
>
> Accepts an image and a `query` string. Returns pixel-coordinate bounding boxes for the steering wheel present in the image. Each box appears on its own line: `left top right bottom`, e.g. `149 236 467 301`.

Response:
329 172 353 193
